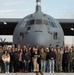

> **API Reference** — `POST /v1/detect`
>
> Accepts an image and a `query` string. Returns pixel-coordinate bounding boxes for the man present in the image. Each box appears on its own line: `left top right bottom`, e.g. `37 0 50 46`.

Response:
48 47 56 73
56 48 62 72
62 47 69 72
71 48 74 72
0 45 3 73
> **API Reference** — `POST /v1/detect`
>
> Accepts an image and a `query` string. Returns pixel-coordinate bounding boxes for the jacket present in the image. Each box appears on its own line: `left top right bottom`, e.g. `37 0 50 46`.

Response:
48 51 56 60
24 52 31 61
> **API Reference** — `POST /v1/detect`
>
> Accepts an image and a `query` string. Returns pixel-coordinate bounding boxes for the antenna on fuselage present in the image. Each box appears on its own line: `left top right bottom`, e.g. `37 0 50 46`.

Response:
36 0 41 12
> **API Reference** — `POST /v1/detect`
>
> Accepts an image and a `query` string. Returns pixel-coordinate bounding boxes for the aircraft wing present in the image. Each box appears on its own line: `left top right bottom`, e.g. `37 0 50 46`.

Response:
0 18 74 35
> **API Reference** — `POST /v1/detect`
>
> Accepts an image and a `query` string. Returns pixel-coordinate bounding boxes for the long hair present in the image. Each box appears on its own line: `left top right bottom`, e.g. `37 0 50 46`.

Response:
3 50 9 55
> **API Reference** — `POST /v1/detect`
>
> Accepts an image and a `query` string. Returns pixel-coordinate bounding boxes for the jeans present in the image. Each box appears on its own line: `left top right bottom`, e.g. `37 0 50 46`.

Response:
46 60 49 72
4 62 9 73
41 60 46 72
49 59 55 73
24 61 29 71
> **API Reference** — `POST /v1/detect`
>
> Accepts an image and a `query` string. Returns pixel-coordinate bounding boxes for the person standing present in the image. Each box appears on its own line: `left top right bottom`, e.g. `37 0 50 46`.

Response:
33 48 40 72
28 46 32 72
40 47 46 72
2 50 10 73
48 47 56 73
9 47 15 72
31 47 36 72
46 48 50 72
18 48 24 72
68 48 73 72
62 48 69 72
71 48 74 72
0 45 3 73
56 48 62 72
14 48 19 72
24 48 31 72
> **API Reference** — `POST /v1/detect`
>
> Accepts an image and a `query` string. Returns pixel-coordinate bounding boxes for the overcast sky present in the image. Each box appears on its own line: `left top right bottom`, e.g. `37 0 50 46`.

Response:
0 0 74 18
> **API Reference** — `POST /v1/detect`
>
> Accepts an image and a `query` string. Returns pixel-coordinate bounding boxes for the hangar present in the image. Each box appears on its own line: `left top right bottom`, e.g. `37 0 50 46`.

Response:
0 18 74 36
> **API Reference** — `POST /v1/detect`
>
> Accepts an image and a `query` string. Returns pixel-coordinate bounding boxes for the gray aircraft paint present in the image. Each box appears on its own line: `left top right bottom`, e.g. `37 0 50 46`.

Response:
13 0 64 47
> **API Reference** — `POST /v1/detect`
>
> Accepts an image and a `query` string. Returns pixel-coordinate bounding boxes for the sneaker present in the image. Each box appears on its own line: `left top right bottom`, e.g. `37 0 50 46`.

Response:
50 71 51 73
5 72 7 73
52 71 54 73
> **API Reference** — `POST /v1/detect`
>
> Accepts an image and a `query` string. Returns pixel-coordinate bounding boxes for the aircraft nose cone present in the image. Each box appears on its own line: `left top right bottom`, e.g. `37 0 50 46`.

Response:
26 32 50 47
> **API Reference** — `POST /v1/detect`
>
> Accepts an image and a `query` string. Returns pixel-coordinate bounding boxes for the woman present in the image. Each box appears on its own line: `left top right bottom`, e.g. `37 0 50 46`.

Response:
40 47 46 72
2 50 10 73
33 48 40 72
24 48 31 72
18 48 24 72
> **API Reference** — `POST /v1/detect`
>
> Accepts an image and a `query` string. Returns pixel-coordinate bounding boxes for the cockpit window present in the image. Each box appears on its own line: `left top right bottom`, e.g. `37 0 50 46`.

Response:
35 19 42 24
20 19 28 27
49 21 57 28
43 20 49 25
27 27 31 30
20 21 26 27
28 20 35 25
48 18 58 28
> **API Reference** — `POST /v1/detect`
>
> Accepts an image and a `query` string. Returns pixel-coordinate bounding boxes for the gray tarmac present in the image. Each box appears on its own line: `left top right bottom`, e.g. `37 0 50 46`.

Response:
0 73 74 75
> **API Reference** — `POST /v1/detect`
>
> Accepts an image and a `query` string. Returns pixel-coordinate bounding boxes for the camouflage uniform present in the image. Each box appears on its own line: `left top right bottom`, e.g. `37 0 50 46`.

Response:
56 52 62 72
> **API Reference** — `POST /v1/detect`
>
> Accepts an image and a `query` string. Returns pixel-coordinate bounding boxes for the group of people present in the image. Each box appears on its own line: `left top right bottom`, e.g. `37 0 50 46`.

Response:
0 44 74 73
